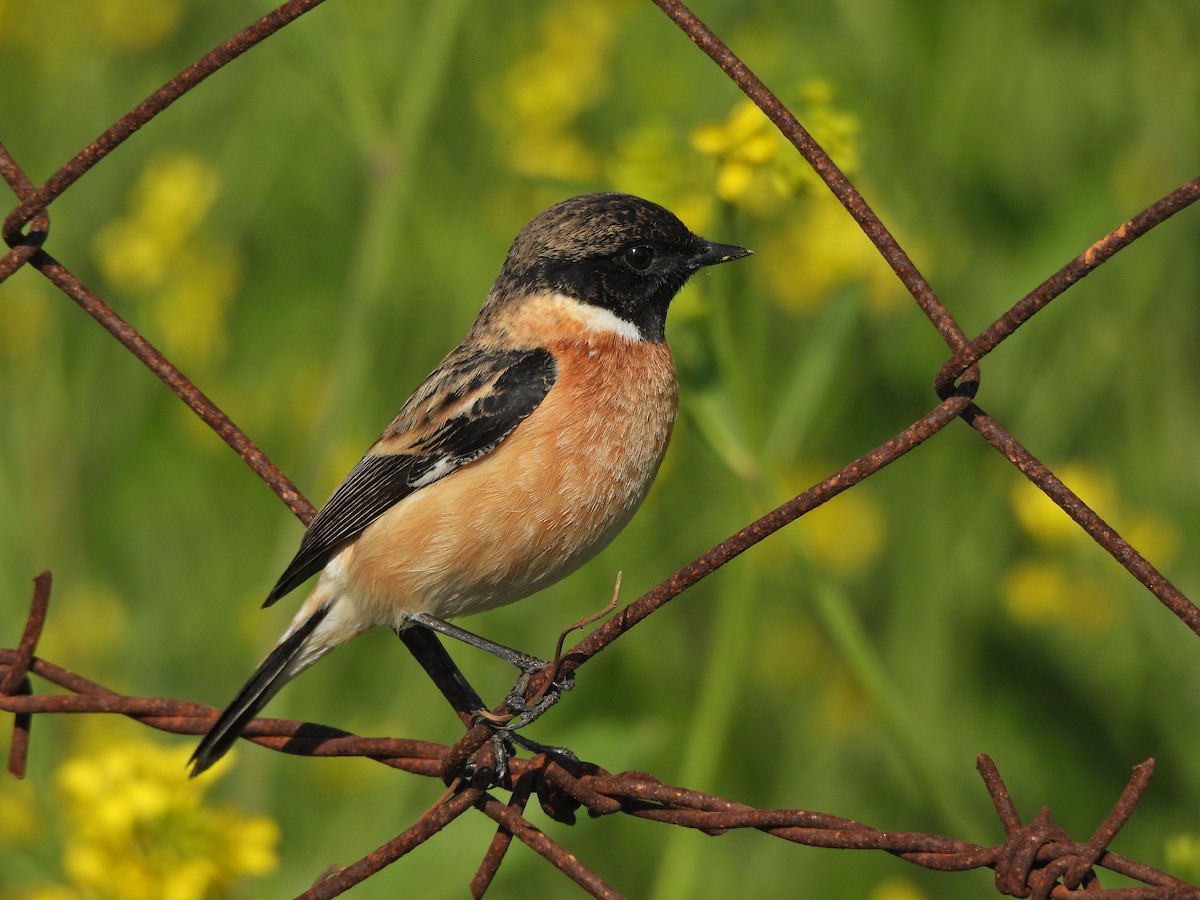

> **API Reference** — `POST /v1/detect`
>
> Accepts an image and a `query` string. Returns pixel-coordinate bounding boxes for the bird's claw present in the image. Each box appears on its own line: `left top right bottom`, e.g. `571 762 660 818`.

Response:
499 667 575 729
458 668 575 786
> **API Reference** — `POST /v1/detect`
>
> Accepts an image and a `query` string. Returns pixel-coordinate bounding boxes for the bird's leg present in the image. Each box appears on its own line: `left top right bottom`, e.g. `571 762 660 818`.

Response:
396 624 487 726
407 612 547 672
496 572 621 730
396 625 517 783
404 612 575 732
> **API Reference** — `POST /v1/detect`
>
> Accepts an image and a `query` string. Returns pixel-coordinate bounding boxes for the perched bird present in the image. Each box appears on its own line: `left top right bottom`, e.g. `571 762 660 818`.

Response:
189 192 750 776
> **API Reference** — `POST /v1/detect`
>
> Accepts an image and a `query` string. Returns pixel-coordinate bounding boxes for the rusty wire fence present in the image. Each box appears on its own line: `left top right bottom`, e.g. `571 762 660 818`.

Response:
3 1 1200 897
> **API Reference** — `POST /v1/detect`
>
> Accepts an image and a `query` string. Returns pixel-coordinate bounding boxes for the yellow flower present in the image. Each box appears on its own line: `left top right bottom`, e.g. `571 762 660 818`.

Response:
225 814 283 876
1123 513 1181 568
1009 462 1116 546
605 124 715 233
1165 833 1200 884
761 194 908 315
691 81 861 215
92 151 223 293
91 151 241 369
478 0 633 182
150 243 241 367
784 466 887 575
46 734 280 900
1000 559 1116 631
130 153 222 246
1008 461 1179 567
13 889 79 900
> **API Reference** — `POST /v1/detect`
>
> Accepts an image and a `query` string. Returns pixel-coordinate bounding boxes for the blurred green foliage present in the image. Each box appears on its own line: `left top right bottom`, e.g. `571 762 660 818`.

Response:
2 1 1199 897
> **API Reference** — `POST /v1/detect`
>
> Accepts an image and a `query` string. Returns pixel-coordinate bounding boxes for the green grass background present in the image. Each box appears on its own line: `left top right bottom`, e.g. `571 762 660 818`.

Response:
2 1 1199 897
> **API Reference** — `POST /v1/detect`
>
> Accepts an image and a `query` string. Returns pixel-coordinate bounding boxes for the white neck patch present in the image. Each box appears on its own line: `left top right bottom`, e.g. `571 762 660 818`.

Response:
548 292 644 342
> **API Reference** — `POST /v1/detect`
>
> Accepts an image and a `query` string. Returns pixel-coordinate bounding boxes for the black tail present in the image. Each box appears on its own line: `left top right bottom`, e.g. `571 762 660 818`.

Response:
189 606 329 777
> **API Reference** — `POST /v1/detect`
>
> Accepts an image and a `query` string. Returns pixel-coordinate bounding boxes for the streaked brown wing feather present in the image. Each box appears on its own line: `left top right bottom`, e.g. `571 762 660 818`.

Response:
264 347 557 605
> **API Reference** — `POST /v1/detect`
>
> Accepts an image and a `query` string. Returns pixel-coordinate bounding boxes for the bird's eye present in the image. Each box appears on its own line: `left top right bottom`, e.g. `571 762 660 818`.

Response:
621 244 655 272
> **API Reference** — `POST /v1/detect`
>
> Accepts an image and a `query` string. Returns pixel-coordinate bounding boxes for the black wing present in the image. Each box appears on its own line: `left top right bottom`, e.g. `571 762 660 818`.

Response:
263 347 557 606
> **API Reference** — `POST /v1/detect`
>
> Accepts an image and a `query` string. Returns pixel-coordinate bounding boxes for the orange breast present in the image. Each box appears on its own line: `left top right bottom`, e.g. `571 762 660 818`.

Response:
342 331 677 627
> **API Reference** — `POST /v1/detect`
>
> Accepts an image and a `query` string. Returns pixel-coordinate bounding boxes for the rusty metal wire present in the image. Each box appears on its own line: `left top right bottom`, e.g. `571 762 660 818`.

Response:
2 582 1197 899
3 0 1199 897
0 5 320 524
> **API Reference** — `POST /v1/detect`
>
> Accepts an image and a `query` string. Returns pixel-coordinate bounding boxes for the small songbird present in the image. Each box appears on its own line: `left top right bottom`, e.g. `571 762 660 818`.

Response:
189 192 750 776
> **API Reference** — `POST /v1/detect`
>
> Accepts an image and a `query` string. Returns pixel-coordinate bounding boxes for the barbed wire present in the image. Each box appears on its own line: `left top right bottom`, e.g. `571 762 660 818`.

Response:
2 579 1195 899
2 0 1198 897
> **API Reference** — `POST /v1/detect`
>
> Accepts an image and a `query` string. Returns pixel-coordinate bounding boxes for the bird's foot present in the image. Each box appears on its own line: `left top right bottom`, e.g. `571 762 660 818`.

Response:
502 666 575 729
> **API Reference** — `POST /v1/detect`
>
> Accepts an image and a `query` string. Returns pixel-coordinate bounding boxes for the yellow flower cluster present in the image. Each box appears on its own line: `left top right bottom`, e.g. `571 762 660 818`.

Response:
690 85 906 316
15 734 278 900
481 20 891 317
691 82 860 215
606 123 716 236
795 483 887 577
758 194 909 315
92 151 242 370
1002 462 1179 630
1000 559 1116 632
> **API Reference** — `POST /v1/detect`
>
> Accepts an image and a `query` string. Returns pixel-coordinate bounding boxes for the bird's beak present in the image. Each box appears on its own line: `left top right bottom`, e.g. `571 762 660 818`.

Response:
693 240 753 268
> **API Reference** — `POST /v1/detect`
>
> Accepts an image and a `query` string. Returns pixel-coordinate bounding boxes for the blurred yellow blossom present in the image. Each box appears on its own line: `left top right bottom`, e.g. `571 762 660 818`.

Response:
15 890 78 900
785 467 887 575
1166 832 1200 885
693 85 906 316
801 491 887 576
606 123 714 233
692 100 788 206
92 151 241 370
870 877 929 900
93 152 222 291
151 243 241 366
21 733 282 900
478 0 633 181
1008 461 1179 566
1001 460 1181 630
691 81 861 216
1009 462 1116 546
1000 559 1116 631
1121 512 1181 569
36 580 129 668
761 194 909 315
